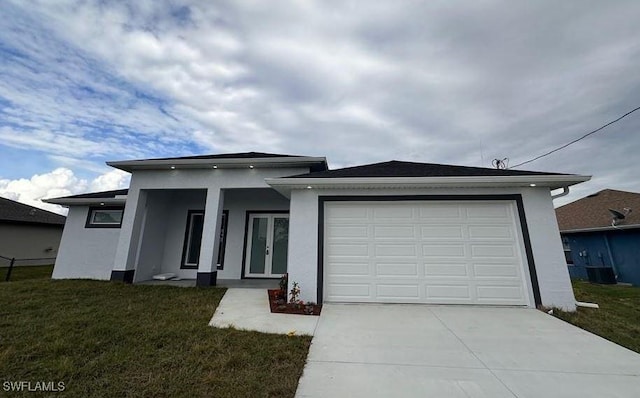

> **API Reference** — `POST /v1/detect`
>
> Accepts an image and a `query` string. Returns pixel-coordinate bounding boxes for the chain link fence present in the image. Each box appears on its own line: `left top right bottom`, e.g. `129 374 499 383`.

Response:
1 254 56 282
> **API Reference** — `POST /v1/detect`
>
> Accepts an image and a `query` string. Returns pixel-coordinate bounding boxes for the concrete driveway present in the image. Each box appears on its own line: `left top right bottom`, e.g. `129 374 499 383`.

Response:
296 304 640 397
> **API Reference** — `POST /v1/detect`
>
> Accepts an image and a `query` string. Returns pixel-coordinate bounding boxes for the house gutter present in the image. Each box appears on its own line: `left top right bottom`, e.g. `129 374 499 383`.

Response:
107 156 327 172
560 224 640 234
266 175 591 194
551 186 570 200
42 197 127 207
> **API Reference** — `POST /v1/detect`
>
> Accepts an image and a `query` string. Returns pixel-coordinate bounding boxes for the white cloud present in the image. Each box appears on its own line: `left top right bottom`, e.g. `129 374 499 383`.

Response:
2 0 640 208
0 168 130 215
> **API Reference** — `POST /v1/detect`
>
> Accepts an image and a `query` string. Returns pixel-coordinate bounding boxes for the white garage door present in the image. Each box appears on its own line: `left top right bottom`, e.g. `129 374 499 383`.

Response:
324 201 531 306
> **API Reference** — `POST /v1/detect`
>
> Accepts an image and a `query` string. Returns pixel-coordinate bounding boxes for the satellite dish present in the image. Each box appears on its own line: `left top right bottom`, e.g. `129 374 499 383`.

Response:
609 209 626 220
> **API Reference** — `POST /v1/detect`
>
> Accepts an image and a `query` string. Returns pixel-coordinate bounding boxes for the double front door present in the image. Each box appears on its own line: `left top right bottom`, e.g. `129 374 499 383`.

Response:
244 213 289 278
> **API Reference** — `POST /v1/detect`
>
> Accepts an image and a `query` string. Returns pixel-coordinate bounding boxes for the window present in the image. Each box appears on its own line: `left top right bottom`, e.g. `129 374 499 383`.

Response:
182 210 205 269
217 211 229 270
562 236 574 265
85 206 124 228
181 210 229 270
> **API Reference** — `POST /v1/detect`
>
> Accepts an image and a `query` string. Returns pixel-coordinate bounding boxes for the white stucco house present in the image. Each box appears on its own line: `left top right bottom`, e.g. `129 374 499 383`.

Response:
45 152 590 310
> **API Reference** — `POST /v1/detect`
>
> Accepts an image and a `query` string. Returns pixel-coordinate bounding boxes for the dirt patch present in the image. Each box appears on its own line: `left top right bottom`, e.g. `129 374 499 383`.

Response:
268 289 322 316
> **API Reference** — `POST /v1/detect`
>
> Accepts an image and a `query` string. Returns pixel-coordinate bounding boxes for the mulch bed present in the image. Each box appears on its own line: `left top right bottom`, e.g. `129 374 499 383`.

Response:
267 289 322 316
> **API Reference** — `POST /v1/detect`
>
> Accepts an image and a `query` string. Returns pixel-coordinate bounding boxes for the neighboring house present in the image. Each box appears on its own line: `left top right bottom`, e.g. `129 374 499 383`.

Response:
44 152 590 310
556 189 640 286
0 197 66 264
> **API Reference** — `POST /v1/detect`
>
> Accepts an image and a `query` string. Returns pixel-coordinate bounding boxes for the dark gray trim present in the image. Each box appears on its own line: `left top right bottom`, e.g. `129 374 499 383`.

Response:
181 209 204 269
240 210 290 279
316 195 542 307
196 271 217 286
217 210 229 270
85 206 124 229
110 269 135 283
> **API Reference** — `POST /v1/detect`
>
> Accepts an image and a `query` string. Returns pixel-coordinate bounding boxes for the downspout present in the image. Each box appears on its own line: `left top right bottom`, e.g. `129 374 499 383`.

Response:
551 186 570 200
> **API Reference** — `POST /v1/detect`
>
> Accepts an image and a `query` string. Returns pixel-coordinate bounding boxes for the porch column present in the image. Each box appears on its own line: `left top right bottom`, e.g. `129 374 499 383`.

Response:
197 187 224 286
111 188 147 283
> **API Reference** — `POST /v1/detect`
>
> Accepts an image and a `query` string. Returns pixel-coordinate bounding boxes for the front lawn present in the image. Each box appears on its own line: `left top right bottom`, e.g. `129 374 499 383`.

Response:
554 281 640 353
0 280 311 397
0 264 53 282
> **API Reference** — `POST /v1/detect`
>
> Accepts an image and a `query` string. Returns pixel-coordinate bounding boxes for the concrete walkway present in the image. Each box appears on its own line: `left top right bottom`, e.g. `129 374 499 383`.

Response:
209 288 319 336
296 304 640 397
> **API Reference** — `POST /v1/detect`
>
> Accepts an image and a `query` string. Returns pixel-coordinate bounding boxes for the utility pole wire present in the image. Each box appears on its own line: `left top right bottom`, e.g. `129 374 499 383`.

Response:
509 105 640 169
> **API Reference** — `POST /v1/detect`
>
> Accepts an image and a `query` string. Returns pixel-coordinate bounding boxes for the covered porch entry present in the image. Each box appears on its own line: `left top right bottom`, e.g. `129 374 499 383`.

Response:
116 187 290 285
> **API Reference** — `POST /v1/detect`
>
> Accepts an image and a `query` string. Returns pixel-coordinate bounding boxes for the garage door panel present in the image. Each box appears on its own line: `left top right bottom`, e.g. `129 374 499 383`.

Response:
422 244 466 257
328 243 369 256
476 285 523 301
373 206 413 219
327 225 369 238
468 225 514 239
373 225 415 239
418 205 463 219
327 283 370 298
375 244 417 257
324 201 530 306
329 262 370 276
420 225 464 239
465 204 510 219
326 206 368 220
473 263 520 278
376 263 418 276
426 284 472 300
376 284 420 299
424 263 469 277
470 244 516 258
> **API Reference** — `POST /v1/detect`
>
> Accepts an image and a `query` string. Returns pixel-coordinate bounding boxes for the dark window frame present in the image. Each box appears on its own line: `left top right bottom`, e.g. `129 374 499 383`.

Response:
181 210 205 269
85 206 124 229
562 236 574 265
181 210 230 270
217 210 229 270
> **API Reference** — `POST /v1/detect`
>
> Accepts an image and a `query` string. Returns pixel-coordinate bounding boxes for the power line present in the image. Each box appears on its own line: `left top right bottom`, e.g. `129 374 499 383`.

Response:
510 105 640 169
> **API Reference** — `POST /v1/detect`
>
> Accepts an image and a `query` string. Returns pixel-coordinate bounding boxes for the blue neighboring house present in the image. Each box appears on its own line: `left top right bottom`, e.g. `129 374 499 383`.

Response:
556 189 640 286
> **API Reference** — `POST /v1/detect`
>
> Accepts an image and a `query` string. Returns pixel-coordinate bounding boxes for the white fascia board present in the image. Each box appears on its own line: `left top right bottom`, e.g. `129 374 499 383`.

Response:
561 224 640 234
266 174 591 194
42 198 127 206
106 156 327 172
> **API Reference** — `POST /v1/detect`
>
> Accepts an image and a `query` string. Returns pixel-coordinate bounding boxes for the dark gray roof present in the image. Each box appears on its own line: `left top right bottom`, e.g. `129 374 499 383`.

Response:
0 197 66 225
136 152 307 161
288 161 570 178
51 189 129 200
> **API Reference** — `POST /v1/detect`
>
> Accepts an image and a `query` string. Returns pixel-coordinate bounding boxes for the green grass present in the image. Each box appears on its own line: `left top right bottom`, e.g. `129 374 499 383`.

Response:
554 281 640 353
0 280 311 397
0 264 53 282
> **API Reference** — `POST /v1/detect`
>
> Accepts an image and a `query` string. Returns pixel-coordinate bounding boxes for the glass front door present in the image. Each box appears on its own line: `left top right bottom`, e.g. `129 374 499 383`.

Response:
244 213 289 278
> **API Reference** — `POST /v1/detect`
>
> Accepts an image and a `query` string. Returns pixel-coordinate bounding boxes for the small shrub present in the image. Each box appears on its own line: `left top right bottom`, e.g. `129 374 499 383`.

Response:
289 282 301 304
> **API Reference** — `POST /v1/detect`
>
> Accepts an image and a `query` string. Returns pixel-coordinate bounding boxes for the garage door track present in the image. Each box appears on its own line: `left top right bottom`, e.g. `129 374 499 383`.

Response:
296 304 640 397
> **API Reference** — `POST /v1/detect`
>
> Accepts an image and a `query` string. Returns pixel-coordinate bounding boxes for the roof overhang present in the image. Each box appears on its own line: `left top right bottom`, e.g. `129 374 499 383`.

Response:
266 174 591 197
107 156 327 173
560 224 640 234
42 196 127 207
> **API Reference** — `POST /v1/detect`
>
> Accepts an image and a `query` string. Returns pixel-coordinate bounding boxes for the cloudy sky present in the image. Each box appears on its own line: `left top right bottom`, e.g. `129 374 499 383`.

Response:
1 0 640 214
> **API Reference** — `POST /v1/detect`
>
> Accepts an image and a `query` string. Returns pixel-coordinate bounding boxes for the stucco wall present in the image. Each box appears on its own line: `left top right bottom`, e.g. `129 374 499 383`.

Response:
0 223 63 264
52 206 120 280
287 187 576 310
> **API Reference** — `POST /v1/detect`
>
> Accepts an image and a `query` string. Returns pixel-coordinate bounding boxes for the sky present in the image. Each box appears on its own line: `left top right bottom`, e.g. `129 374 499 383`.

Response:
1 0 640 215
